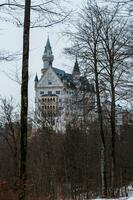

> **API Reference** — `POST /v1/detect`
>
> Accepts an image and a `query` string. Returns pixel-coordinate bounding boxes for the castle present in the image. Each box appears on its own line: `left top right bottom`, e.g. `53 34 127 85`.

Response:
34 37 95 132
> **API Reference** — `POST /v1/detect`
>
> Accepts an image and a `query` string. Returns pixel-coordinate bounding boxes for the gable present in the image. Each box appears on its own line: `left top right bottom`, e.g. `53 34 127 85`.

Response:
37 67 63 88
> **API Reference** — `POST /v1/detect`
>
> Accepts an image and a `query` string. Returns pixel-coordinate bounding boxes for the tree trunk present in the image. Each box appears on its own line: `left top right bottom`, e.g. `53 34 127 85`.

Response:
94 52 107 196
101 146 107 196
110 69 116 197
19 0 31 199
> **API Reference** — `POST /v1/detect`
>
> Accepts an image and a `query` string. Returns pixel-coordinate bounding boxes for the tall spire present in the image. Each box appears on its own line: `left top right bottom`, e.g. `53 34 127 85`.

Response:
44 36 52 54
73 57 80 74
72 57 80 84
34 73 38 82
42 37 54 70
34 73 38 88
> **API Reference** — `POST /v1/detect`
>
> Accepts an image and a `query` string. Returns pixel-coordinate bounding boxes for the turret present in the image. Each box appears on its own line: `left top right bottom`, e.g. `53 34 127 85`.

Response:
34 73 38 88
72 58 80 84
42 37 54 74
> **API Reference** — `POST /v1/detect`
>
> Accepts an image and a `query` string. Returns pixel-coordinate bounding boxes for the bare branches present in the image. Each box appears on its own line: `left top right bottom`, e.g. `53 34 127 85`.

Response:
0 51 19 61
105 0 133 4
64 1 133 196
2 65 21 85
0 0 72 28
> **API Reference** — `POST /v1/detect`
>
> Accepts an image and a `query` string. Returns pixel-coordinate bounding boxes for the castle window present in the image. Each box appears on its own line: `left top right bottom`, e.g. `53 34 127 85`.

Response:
40 91 44 95
53 98 55 102
48 91 52 95
48 81 52 85
56 91 60 94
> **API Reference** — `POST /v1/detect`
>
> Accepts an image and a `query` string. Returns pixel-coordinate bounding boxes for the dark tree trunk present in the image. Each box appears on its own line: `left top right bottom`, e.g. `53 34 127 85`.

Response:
94 50 107 196
19 0 31 199
110 68 116 197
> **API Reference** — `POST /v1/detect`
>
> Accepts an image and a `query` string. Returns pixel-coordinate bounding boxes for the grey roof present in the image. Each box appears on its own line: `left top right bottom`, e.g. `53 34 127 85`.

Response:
53 67 65 78
52 67 94 91
53 67 76 89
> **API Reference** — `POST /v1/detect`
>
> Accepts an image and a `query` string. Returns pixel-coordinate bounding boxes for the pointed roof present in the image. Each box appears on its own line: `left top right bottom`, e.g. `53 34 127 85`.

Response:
34 73 38 82
44 36 52 53
73 58 80 74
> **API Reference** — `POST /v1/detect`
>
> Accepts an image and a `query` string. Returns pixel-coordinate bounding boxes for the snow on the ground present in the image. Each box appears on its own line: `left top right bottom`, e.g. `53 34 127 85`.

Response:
128 186 133 199
95 197 131 200
95 198 127 200
128 197 133 200
95 186 133 200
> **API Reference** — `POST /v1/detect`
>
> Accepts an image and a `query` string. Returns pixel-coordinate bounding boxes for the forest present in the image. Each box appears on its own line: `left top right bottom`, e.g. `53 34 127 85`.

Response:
0 0 133 200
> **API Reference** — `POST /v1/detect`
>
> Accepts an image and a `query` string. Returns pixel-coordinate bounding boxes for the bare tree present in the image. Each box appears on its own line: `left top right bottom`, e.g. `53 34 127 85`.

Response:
65 0 133 196
99 5 133 195
18 1 31 200
0 1 71 200
0 97 20 185
65 1 108 196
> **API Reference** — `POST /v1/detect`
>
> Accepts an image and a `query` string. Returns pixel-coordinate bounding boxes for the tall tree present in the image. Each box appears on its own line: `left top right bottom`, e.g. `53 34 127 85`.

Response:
65 0 133 196
19 0 31 200
65 1 108 196
0 97 20 183
0 1 71 200
99 5 133 195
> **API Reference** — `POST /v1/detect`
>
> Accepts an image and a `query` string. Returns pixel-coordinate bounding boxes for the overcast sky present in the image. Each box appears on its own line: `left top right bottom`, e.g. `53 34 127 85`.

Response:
0 0 103 110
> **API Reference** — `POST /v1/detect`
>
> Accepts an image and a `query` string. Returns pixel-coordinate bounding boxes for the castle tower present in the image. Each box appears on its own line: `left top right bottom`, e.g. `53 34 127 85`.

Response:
42 37 54 74
72 57 80 84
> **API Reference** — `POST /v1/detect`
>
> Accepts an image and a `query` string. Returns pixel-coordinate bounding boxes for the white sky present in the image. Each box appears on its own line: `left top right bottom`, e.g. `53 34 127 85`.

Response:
0 0 105 110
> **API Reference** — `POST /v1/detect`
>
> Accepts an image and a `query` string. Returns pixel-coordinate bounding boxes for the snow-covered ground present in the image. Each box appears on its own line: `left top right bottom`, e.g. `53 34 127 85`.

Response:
127 191 133 200
95 186 133 200
126 186 133 200
128 197 133 200
95 196 133 200
96 198 132 200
